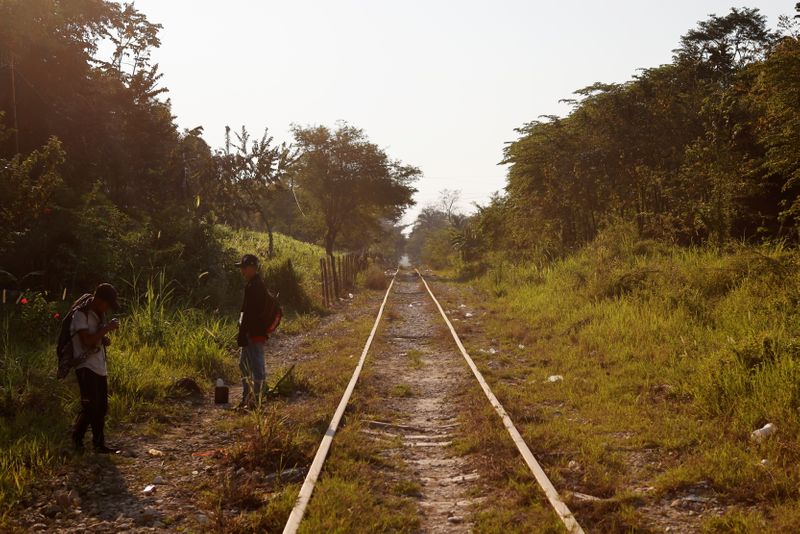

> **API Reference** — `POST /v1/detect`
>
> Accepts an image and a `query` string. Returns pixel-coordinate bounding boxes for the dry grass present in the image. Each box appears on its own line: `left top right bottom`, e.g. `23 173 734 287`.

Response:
363 264 390 290
198 289 419 533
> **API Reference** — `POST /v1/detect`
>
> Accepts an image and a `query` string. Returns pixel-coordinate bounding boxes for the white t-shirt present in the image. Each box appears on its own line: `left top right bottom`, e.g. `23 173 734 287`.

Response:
70 309 108 376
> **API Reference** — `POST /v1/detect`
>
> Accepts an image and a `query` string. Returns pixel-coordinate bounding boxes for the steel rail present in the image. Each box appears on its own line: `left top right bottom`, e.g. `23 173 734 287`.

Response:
282 270 397 534
416 269 585 534
283 268 584 533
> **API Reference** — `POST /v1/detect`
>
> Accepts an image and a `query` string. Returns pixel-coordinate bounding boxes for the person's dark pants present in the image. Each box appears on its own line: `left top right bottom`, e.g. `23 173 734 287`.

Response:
239 341 266 403
73 368 108 447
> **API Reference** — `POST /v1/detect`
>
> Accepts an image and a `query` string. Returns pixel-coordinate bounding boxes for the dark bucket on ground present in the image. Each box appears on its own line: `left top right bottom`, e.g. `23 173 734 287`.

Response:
214 379 229 404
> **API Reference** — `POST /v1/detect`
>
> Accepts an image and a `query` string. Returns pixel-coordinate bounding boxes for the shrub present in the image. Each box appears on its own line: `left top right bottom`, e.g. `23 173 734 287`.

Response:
263 259 314 313
15 293 62 344
0 228 324 516
456 261 487 281
363 264 389 290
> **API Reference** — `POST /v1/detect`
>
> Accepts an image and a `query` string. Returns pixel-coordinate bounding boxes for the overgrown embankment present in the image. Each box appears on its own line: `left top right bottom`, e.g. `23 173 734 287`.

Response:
0 228 324 520
435 226 800 532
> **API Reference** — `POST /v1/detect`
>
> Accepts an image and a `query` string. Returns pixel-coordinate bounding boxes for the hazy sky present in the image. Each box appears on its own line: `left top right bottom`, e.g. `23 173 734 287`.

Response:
133 0 791 226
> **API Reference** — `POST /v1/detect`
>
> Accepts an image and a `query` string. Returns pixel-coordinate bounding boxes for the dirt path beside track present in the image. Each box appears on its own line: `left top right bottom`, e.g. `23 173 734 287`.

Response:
11 294 378 534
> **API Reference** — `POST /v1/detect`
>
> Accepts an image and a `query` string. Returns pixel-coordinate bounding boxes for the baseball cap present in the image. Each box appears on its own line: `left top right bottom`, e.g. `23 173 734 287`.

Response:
94 283 119 310
235 254 259 268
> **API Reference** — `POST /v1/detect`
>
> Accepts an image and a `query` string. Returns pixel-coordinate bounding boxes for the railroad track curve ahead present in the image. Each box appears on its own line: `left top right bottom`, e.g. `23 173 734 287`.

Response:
283 268 584 534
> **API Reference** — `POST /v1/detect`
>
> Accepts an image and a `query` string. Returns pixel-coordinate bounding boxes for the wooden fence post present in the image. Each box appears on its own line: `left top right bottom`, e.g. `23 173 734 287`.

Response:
337 256 342 296
319 258 325 305
321 254 369 305
342 255 347 291
323 257 334 307
319 258 327 307
328 257 334 305
347 255 352 289
343 255 348 291
328 256 337 303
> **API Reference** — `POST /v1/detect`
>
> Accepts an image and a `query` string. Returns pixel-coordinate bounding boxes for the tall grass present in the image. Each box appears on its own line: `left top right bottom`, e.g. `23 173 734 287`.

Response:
0 272 241 518
217 227 324 312
468 223 800 522
362 263 390 290
0 228 333 521
0 336 67 518
108 271 239 421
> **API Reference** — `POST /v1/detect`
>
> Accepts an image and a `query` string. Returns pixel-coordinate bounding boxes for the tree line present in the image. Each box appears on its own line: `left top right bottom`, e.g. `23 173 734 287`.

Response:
0 0 417 297
411 6 800 267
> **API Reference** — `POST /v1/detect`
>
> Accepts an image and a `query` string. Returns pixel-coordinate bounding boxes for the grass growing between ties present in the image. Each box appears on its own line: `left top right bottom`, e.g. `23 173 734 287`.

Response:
296 308 420 534
431 225 800 532
392 384 415 398
406 348 424 369
297 420 420 534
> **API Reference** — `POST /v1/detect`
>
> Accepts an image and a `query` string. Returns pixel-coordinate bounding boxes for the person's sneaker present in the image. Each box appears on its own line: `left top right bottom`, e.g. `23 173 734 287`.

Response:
94 444 118 454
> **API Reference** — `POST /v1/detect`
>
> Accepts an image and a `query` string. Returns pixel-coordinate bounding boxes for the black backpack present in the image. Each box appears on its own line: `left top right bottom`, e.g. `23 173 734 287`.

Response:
55 294 93 379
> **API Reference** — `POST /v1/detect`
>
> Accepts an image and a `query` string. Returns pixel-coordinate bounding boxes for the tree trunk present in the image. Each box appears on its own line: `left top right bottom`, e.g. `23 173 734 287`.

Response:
258 204 276 258
266 217 275 258
328 253 339 300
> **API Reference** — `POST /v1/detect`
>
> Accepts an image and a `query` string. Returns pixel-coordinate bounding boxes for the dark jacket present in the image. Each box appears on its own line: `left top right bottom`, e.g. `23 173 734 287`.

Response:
239 274 269 343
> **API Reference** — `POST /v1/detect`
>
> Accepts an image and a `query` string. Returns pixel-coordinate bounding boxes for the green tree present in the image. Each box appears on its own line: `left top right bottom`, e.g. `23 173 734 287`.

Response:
0 1 226 292
674 7 779 77
291 122 419 295
494 7 791 254
0 119 65 277
215 126 296 256
749 8 800 235
407 206 449 263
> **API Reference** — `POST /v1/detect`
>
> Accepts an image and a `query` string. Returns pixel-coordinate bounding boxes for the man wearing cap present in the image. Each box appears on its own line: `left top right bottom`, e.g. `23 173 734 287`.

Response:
236 254 269 408
71 283 120 453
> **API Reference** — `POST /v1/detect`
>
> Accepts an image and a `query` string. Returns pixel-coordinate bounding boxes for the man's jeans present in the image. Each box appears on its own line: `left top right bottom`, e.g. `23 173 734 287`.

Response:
73 368 108 447
239 341 266 401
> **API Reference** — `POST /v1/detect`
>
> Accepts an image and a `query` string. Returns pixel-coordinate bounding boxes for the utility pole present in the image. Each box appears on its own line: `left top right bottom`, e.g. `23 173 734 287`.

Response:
9 54 19 153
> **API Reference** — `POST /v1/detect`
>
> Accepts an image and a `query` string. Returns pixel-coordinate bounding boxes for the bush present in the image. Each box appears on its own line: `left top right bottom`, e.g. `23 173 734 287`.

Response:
0 228 325 515
218 226 325 312
0 275 243 514
14 293 62 344
263 259 313 313
363 264 389 290
456 261 487 281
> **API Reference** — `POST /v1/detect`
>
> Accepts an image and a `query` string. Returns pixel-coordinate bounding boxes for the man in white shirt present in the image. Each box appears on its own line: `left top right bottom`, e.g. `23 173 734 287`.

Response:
71 283 120 453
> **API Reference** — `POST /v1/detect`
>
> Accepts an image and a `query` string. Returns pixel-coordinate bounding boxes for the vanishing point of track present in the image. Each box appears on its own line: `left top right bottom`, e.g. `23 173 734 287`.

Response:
282 269 585 534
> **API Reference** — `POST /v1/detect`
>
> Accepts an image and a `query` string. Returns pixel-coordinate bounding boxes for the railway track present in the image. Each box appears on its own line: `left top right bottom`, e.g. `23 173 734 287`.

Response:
283 269 584 534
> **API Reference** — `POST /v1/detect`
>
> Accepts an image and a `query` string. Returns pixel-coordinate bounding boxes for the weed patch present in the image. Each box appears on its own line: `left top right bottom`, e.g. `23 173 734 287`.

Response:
432 236 800 531
363 264 390 290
